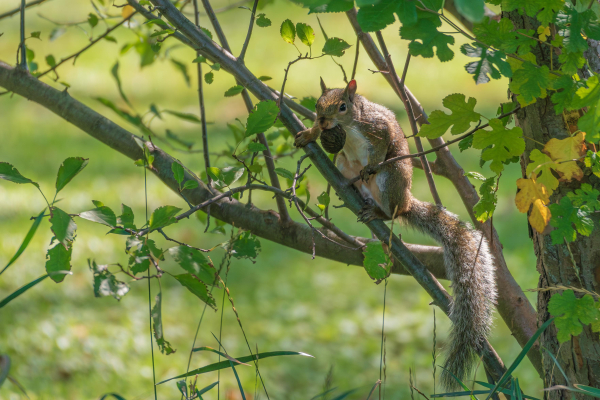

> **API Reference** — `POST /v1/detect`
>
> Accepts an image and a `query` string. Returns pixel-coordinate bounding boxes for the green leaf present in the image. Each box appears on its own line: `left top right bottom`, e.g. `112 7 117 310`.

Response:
549 290 600 343
157 351 313 384
89 260 130 300
549 196 594 244
45 54 56 68
182 180 199 190
356 0 398 32
55 157 89 195
473 17 515 49
362 242 391 283
200 27 213 39
300 96 317 112
401 18 455 62
245 100 279 137
163 109 201 123
209 166 244 190
126 237 163 275
170 59 190 87
152 291 176 354
296 23 315 47
247 142 267 152
0 210 45 276
567 183 600 211
144 18 168 27
148 205 181 231
168 246 217 285
418 93 481 138
472 119 525 174
172 161 185 185
0 162 39 187
173 273 216 309
307 0 353 13
31 31 41 39
461 43 511 84
232 231 261 260
118 204 136 230
45 243 73 283
551 75 579 114
322 37 351 57
274 167 295 180
258 75 272 81
79 206 117 228
0 274 64 308
454 0 484 22
458 135 473 151
526 149 559 193
193 55 207 63
465 172 497 222
280 19 296 44
50 207 77 248
224 85 245 97
317 191 330 208
536 0 564 25
210 63 220 71
97 97 142 127
204 71 214 84
509 63 550 106
557 6 592 54
88 13 99 28
571 75 600 141
111 62 131 107
396 0 417 26
256 13 271 27
585 150 600 179
559 51 585 76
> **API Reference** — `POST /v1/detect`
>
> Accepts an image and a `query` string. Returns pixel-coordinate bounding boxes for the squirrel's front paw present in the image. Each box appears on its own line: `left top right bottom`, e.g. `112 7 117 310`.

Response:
294 128 318 148
358 198 383 223
359 165 376 182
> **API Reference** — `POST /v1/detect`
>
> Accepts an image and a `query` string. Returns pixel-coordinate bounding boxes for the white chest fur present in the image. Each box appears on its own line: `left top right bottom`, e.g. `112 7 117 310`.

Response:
341 124 369 167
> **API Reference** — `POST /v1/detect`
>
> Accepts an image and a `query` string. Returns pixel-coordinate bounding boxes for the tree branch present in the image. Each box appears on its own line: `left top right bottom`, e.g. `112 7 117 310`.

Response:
0 59 446 280
0 0 50 21
345 7 542 375
145 0 506 380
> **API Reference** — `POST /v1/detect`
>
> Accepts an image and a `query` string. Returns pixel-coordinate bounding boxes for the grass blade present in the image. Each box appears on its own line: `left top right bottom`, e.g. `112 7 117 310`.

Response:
432 391 491 398
157 351 313 385
196 381 218 396
485 317 554 400
311 387 338 400
0 355 9 388
0 210 45 276
0 271 71 308
330 389 358 400
193 346 250 366
541 346 569 385
229 360 246 400
438 366 478 400
545 384 600 398
475 382 539 400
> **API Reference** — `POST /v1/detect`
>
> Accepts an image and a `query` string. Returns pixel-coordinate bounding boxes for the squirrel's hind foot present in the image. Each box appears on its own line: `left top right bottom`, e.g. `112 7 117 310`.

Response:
357 198 387 223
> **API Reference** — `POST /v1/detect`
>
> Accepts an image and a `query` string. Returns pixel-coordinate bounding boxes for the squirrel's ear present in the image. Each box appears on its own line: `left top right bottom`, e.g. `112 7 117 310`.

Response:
345 79 357 102
320 77 327 94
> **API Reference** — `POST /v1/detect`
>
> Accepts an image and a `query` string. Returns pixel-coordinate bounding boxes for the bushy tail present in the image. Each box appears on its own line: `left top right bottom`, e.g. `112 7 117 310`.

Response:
400 199 496 389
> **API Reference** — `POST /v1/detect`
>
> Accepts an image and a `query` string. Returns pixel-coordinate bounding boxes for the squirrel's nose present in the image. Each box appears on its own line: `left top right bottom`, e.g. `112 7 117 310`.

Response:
318 117 327 129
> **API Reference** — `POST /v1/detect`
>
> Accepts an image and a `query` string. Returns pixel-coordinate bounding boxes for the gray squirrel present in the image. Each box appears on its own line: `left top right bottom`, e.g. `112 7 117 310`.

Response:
294 79 497 389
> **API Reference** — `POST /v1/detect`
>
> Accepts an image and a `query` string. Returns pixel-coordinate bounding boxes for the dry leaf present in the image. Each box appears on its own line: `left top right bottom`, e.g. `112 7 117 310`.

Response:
122 5 135 19
543 132 586 182
516 177 551 233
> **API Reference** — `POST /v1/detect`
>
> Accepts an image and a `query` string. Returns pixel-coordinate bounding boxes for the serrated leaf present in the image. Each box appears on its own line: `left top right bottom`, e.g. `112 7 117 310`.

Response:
551 75 579 114
322 37 351 57
549 290 600 342
571 76 600 141
455 0 484 23
280 19 296 44
224 85 244 97
401 18 455 62
118 204 136 229
127 237 163 275
296 23 315 47
585 151 600 178
317 191 330 207
55 157 89 195
46 243 72 283
300 96 317 112
246 100 279 137
308 0 353 13
88 13 99 27
362 242 391 283
50 207 77 248
515 178 551 233
274 167 295 180
509 63 550 106
182 180 199 190
567 183 600 212
473 119 525 174
172 161 185 185
549 196 594 244
419 93 481 138
168 246 217 285
204 71 214 84
174 273 216 309
232 231 261 260
79 206 117 227
356 0 398 32
543 131 586 182
256 13 271 27
467 174 497 222
152 291 176 354
0 162 38 187
89 260 129 300
526 149 559 194
559 51 585 76
148 205 181 231
247 142 267 152
461 43 511 84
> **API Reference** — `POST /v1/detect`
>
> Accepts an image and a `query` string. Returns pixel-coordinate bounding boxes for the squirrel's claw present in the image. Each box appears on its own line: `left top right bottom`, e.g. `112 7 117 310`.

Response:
359 165 376 182
294 127 319 148
357 198 384 223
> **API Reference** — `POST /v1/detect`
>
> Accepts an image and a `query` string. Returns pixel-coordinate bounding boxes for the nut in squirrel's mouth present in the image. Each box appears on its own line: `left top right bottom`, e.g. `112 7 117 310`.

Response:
320 124 346 154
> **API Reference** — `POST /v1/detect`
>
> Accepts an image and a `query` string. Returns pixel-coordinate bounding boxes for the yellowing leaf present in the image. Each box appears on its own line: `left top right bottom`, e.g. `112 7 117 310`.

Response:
537 25 550 42
515 177 551 233
122 5 135 19
526 149 558 195
543 131 586 182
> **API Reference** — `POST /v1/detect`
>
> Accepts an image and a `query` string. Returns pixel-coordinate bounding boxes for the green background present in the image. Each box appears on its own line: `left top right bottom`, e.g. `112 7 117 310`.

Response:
0 0 540 399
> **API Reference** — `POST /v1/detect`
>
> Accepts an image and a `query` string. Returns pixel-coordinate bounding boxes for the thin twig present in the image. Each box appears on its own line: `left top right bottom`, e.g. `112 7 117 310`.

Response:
0 0 50 21
37 14 135 78
347 104 522 185
19 0 27 70
351 36 360 80
375 32 442 206
238 0 259 63
157 228 209 252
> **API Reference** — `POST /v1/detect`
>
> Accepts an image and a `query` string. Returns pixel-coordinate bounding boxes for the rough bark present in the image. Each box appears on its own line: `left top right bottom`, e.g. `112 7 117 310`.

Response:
509 12 600 398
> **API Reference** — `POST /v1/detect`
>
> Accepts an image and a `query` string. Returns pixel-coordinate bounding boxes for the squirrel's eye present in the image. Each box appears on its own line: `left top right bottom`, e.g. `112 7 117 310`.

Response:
339 103 347 112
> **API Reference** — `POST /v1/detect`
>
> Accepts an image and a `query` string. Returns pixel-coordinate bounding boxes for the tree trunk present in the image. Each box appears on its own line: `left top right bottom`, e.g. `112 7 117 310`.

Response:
509 11 600 398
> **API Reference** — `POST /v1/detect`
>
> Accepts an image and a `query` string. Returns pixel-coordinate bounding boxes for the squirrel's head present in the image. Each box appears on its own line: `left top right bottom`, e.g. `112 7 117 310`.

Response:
315 78 357 130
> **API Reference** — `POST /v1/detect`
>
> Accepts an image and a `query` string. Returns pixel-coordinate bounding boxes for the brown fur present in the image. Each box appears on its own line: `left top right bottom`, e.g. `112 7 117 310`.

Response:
295 80 497 389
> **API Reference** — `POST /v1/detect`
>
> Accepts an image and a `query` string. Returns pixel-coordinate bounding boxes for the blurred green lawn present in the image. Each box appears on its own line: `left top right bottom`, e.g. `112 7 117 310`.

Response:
0 1 540 399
